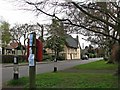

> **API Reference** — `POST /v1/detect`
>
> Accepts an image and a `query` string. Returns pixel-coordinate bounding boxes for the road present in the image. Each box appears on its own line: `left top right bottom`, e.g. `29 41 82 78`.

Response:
2 58 102 85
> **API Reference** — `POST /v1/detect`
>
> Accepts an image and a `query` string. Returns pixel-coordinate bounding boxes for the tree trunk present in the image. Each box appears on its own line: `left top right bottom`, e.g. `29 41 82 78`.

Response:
107 48 114 64
114 43 120 76
107 40 115 64
54 49 57 62
117 44 120 75
56 51 59 60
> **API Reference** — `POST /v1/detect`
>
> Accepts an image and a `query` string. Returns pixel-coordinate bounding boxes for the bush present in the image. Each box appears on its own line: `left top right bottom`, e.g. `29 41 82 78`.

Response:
18 55 27 63
2 55 27 63
50 55 65 61
43 54 53 61
57 56 65 61
2 55 14 63
88 53 96 58
103 57 108 61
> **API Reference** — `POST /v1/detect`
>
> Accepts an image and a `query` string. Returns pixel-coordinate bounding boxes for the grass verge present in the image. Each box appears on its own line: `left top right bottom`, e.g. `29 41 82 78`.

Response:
74 60 118 70
6 60 118 89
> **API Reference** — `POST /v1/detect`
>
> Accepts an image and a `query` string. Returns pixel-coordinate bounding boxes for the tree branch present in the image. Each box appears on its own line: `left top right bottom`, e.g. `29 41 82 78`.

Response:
71 2 117 30
63 19 120 42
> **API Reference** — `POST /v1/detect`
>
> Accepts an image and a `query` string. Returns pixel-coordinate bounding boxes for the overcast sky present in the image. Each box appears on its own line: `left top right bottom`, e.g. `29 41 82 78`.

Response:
0 0 91 48
0 0 33 24
0 0 52 26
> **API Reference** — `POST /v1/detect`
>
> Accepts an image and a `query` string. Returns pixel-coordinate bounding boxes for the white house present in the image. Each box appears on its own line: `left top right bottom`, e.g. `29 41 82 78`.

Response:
46 35 81 60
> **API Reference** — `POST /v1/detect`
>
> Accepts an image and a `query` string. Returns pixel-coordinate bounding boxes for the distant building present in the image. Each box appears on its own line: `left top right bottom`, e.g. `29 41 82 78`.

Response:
64 35 81 60
2 42 25 55
46 35 81 60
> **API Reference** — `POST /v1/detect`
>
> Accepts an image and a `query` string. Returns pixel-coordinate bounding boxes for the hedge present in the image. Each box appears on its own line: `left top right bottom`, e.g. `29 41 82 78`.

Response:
43 53 52 61
2 55 27 63
2 54 65 63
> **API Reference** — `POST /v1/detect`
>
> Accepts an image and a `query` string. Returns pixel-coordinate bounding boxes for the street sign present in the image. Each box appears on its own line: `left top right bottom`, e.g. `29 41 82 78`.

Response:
28 33 34 66
28 54 35 66
29 34 33 46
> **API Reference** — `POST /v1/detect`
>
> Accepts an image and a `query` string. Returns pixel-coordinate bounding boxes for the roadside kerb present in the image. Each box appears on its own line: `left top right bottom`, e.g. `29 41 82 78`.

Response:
2 61 52 67
2 58 103 68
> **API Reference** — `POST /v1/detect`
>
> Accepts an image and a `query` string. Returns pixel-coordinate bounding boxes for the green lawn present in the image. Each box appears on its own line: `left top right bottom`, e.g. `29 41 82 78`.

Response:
74 60 118 70
6 60 118 89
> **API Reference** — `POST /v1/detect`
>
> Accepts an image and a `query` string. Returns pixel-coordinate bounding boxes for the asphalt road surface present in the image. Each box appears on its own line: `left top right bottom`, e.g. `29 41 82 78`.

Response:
2 58 102 85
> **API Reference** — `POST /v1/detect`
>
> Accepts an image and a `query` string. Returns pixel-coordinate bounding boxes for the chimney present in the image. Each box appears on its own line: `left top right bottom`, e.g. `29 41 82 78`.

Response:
76 35 79 47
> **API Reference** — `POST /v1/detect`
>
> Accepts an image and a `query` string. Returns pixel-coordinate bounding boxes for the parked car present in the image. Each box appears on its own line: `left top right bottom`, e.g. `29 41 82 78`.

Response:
81 55 89 60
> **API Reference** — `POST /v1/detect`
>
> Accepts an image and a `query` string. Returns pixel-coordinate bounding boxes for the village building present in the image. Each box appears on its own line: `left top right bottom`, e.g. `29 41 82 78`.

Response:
2 41 25 55
46 35 81 60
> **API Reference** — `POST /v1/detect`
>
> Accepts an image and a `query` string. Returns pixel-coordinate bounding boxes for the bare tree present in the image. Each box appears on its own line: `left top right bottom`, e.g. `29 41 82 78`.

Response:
10 23 43 55
12 0 120 74
13 0 120 41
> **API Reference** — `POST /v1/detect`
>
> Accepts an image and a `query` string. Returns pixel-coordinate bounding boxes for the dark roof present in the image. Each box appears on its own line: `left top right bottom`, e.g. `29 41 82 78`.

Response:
65 35 79 48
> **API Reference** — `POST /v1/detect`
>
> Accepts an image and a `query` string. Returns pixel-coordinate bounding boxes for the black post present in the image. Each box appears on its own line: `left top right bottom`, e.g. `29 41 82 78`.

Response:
54 66 57 72
54 49 57 72
13 50 19 80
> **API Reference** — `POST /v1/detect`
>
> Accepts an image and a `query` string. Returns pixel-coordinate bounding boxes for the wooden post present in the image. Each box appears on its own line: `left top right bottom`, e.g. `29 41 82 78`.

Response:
28 32 36 89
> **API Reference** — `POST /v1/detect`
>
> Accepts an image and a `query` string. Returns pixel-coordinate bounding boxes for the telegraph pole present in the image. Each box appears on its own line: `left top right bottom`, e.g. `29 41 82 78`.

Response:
28 32 36 89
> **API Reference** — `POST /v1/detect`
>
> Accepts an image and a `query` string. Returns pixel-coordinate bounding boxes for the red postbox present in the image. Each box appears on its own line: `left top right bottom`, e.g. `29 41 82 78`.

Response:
36 39 43 62
26 44 29 62
27 39 43 62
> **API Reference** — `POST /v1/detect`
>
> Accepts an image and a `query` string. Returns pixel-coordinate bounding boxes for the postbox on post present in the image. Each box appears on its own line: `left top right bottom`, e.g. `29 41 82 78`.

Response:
27 39 43 62
36 39 43 62
26 44 29 62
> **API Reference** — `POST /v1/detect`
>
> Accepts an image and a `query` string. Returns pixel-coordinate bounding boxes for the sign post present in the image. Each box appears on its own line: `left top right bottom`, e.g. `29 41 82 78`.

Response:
28 32 36 89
